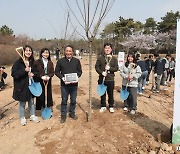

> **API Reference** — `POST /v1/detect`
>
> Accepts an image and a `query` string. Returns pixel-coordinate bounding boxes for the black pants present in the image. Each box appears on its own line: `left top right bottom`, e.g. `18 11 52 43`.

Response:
101 81 114 108
169 69 175 82
146 69 152 82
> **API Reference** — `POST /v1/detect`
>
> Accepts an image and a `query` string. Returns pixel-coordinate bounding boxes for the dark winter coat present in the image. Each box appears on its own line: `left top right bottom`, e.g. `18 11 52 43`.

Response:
55 57 82 87
145 59 154 71
137 60 148 72
154 57 164 75
11 58 40 102
35 59 54 110
0 71 7 88
95 54 118 84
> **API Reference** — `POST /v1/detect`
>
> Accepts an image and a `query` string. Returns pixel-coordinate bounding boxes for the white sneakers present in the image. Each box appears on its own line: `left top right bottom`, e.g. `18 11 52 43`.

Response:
21 115 40 126
99 107 107 113
109 107 114 113
130 110 136 115
123 107 136 115
21 117 27 126
123 107 128 111
30 115 40 123
99 107 114 113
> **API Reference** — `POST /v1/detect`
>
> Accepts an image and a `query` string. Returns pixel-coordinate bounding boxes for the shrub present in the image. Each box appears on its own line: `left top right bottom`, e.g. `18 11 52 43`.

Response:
0 45 19 66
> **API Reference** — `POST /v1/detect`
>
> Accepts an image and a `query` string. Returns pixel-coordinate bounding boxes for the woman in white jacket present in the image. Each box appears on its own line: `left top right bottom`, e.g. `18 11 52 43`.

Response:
119 52 142 114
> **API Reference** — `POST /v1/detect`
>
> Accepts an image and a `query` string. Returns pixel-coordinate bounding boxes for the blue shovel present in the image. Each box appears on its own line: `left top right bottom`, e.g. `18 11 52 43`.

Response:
120 88 129 100
29 78 42 97
41 80 52 120
97 82 107 96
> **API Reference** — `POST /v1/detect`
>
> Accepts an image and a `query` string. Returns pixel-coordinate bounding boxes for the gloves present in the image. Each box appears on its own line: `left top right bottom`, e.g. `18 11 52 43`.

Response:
62 77 66 82
41 75 50 81
154 73 157 77
41 76 47 80
105 65 110 70
106 54 112 58
46 76 50 80
102 71 107 77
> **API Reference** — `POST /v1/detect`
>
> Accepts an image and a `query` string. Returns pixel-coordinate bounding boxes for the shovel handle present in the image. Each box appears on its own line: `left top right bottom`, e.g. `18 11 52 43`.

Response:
15 47 28 67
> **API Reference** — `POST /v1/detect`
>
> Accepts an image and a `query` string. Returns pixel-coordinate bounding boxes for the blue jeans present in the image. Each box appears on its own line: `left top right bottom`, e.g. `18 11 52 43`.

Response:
61 85 77 116
138 71 148 93
19 98 35 118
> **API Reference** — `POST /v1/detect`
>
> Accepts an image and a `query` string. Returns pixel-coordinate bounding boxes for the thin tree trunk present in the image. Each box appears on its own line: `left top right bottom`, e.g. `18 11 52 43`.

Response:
87 40 92 121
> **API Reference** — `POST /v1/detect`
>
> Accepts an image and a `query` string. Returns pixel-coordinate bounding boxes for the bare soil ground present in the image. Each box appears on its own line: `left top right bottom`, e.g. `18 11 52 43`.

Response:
0 56 174 154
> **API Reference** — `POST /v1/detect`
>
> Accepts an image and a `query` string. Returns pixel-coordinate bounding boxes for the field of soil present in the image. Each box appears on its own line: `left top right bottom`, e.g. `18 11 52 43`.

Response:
0 56 174 154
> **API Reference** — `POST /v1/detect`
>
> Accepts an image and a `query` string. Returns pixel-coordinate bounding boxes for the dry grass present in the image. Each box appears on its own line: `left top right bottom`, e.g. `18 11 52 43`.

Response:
0 45 19 66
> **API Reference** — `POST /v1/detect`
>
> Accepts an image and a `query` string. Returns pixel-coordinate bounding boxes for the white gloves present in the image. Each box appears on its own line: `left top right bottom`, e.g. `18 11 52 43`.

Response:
41 76 46 80
46 76 50 80
62 77 65 82
41 75 50 81
105 65 110 70
154 73 157 77
102 71 107 77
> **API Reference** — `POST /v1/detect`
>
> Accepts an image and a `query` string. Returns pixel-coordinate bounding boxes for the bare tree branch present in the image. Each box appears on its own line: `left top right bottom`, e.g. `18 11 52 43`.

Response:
65 0 86 31
68 15 87 40
76 0 86 23
89 0 101 29
64 11 70 41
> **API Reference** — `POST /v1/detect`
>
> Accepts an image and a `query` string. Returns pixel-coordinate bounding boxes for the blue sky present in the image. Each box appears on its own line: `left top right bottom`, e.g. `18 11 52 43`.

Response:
0 0 180 40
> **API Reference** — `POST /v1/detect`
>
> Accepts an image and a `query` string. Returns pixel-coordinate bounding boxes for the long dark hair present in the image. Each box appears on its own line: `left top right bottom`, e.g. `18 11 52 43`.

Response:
125 52 137 68
40 48 51 61
23 45 34 66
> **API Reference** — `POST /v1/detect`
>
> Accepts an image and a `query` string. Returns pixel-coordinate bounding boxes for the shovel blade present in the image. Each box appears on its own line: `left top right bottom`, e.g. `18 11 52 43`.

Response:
120 89 129 100
42 107 52 120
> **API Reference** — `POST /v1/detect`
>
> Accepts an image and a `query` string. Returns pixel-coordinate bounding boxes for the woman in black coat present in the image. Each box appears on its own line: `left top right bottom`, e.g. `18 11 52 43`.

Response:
11 45 40 126
36 48 54 111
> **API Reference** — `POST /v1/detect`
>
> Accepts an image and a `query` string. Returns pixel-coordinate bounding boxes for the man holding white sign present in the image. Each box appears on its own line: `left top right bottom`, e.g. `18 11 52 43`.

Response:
55 45 82 123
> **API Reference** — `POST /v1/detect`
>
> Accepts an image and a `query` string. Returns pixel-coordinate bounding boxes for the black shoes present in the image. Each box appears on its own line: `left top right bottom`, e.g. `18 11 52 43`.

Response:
60 113 78 123
69 113 78 120
60 115 66 123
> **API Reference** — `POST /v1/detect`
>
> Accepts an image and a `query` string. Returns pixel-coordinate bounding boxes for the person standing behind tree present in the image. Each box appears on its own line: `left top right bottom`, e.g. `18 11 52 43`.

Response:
11 45 40 126
55 45 82 123
95 43 118 113
119 52 142 114
36 48 54 112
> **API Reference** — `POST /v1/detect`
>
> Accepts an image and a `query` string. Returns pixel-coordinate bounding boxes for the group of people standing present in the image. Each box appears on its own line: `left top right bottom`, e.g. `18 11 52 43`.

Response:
10 43 175 126
131 53 175 95
11 45 82 125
